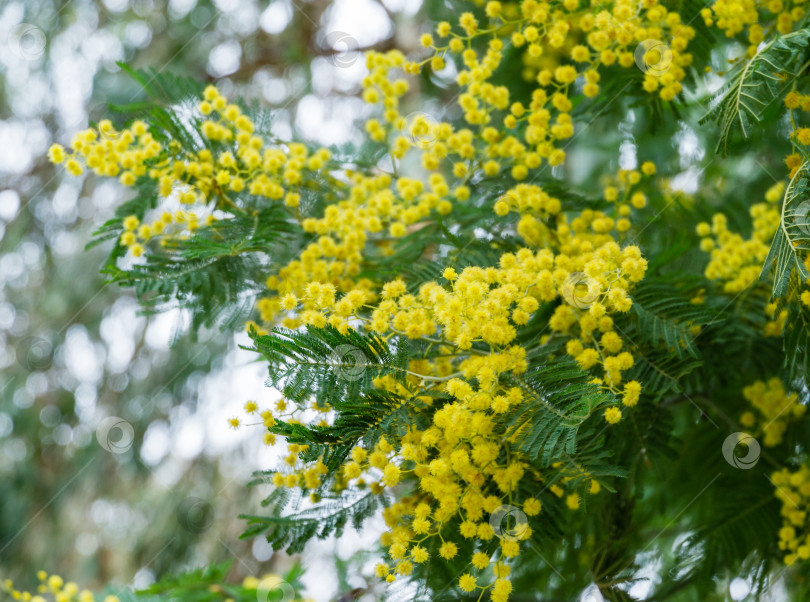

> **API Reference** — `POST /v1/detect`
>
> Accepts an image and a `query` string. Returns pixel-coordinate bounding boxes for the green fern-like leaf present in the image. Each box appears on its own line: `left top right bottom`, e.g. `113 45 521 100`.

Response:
240 490 389 554
762 160 810 297
627 347 704 401
102 205 300 329
700 28 810 154
627 279 715 360
271 389 433 471
249 325 412 405
782 293 810 383
502 347 616 464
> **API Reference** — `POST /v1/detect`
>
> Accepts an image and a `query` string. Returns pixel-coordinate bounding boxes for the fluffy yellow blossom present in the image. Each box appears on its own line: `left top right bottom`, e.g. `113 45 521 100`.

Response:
604 406 622 424
742 379 805 446
772 465 810 565
459 574 477 591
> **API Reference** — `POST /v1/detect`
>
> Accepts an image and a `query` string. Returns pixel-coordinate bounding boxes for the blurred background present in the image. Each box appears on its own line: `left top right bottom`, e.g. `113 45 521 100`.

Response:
0 0 429 599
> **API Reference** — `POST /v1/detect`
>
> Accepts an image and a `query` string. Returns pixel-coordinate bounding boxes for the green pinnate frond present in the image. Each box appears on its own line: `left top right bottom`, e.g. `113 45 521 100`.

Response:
701 28 810 154
502 347 616 464
101 205 300 329
271 389 433 471
623 278 715 360
783 300 810 383
762 160 810 297
248 325 412 405
240 490 389 554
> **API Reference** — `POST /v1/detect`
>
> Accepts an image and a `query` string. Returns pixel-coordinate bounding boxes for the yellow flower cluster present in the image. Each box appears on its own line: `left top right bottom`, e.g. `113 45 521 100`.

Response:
695 182 810 335
260 160 651 405
52 62 658 602
254 176 651 597
772 465 810 565
48 86 332 257
354 410 608 597
696 184 782 294
1 572 118 602
702 0 807 51
257 167 462 330
240 208 648 596
360 3 694 194
739 378 805 446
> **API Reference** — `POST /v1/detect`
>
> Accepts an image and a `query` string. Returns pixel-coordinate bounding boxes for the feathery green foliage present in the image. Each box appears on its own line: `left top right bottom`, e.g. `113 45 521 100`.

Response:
701 28 810 154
